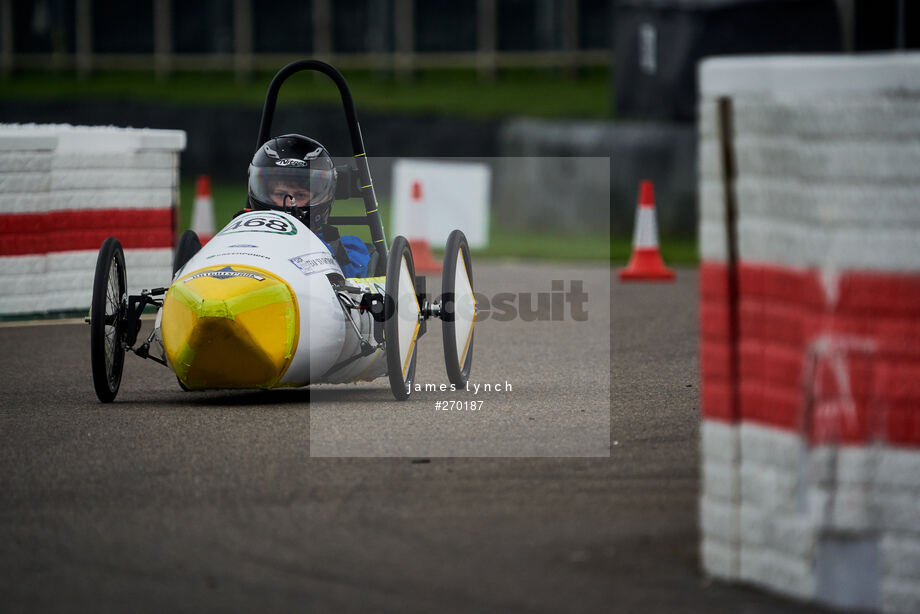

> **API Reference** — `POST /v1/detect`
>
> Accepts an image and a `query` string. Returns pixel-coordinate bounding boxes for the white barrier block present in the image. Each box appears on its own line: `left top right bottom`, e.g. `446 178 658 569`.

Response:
806 484 875 533
739 540 767 583
759 549 816 600
53 151 177 170
125 248 173 294
701 419 739 463
700 54 920 99
53 188 176 210
0 295 46 314
740 462 800 513
739 504 767 547
0 172 51 193
874 488 920 534
829 227 920 273
702 460 739 501
734 98 920 140
698 177 725 221
0 151 53 173
809 446 876 487
830 484 875 532
54 126 186 152
0 275 43 296
0 192 49 213
880 533 920 581
52 168 176 191
698 140 723 182
0 255 45 275
737 176 920 228
766 514 816 560
881 576 920 614
44 249 171 291
124 248 171 268
736 137 920 184
740 423 803 472
699 219 727 263
0 132 56 151
46 251 96 272
877 449 920 490
700 495 739 545
701 536 739 580
44 270 95 294
45 288 90 312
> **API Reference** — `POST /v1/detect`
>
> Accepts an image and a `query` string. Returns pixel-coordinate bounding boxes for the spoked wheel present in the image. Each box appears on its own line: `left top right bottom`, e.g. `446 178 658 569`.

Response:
90 237 128 403
441 230 475 387
384 236 421 401
173 229 202 276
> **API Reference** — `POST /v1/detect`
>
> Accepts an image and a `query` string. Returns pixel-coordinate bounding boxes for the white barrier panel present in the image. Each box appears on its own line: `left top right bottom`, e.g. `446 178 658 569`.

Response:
391 159 491 250
698 54 920 614
0 124 186 316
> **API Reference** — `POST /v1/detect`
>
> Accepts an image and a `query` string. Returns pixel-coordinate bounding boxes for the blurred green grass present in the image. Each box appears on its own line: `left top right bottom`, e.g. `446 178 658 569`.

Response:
179 179 697 265
2 68 612 120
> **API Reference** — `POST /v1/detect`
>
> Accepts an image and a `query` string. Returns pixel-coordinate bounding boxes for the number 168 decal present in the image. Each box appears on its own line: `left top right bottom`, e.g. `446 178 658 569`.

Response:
218 212 298 236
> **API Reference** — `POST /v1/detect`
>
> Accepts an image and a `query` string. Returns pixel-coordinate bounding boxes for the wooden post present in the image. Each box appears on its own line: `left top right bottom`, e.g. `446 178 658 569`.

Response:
562 0 579 79
313 0 332 59
154 0 172 81
234 0 252 82
394 0 414 82
717 96 740 425
477 0 496 81
0 0 12 77
75 0 92 78
836 0 854 52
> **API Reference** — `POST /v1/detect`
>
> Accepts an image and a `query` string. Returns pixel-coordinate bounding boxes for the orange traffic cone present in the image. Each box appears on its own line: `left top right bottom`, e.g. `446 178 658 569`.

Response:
619 180 674 281
191 175 215 244
407 180 442 273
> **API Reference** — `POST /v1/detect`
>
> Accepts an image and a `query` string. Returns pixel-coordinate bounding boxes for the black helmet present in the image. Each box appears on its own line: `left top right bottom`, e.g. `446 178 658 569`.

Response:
247 134 337 226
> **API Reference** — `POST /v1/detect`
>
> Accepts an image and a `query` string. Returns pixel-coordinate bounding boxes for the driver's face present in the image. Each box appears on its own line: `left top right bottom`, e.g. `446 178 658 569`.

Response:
270 182 312 208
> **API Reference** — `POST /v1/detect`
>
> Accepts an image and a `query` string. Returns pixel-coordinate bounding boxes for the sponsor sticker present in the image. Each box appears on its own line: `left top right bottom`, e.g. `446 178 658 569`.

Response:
289 251 340 276
186 266 266 282
206 251 270 260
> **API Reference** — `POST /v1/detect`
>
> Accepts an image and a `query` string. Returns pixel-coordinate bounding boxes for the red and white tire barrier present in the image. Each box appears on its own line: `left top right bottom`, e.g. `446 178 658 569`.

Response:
0 124 185 316
699 54 920 613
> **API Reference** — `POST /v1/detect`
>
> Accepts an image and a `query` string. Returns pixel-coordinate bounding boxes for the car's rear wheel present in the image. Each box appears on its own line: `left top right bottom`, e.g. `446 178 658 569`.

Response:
384 236 420 401
90 237 127 403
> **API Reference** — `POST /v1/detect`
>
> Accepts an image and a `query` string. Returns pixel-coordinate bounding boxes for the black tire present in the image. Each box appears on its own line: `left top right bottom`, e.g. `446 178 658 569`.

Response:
173 229 202 276
384 236 419 401
90 237 127 403
441 230 474 387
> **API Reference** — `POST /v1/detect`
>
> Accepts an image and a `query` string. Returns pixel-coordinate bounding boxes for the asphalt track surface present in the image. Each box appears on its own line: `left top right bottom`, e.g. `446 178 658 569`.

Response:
0 262 829 613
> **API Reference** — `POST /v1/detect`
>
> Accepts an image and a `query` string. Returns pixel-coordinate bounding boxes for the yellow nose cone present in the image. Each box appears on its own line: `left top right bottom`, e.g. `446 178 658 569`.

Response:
161 265 299 390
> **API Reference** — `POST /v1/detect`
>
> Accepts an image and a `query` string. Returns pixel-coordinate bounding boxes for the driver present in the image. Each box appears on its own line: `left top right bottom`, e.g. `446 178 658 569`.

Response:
245 134 371 278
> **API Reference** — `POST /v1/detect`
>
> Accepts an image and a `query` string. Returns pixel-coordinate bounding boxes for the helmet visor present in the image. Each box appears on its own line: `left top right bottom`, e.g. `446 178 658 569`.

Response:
248 165 336 209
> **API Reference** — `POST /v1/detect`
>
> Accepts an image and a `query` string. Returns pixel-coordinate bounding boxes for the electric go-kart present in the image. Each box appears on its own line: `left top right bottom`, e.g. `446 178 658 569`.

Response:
88 60 476 402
